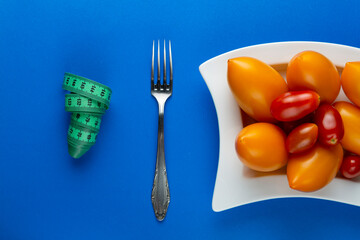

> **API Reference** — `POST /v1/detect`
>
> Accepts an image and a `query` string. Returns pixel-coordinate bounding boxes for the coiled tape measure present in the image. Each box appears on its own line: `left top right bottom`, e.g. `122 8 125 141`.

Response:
63 73 112 158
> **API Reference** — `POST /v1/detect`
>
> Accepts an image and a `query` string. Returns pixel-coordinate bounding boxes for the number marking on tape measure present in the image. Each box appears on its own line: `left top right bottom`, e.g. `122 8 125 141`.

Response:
63 73 112 107
67 125 98 143
71 113 102 132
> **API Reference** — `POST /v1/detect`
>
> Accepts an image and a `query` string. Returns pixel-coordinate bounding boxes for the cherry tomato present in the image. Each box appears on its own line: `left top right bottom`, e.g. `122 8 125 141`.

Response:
286 51 340 103
286 123 318 154
341 62 360 107
287 143 343 192
235 123 288 172
333 102 360 155
270 90 320 122
314 103 344 146
341 155 360 179
228 57 288 122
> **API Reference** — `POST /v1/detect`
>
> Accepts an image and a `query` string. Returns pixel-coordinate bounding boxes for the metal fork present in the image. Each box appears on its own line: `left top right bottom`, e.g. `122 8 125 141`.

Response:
151 40 172 221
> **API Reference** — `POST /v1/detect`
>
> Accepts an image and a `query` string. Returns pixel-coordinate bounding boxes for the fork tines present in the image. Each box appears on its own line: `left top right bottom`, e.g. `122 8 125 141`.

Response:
151 40 173 92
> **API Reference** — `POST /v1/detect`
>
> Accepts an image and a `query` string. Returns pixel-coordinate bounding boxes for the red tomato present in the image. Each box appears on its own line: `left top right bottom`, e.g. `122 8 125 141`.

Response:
341 155 360 179
270 90 320 122
286 123 318 154
314 103 344 146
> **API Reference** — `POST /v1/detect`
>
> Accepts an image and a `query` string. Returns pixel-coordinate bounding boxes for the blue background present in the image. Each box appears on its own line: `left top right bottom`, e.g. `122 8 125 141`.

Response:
1 0 360 239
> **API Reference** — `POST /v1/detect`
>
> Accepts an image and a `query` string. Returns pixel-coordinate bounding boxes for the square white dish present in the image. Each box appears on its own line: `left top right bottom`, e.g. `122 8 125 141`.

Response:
199 41 360 212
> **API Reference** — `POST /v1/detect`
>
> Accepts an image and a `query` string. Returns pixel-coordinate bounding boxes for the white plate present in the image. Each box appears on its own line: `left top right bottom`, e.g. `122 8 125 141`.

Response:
199 41 360 212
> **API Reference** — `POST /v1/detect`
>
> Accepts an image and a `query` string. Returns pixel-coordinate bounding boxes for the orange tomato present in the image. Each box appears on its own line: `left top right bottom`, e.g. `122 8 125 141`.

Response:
235 123 288 172
287 143 343 192
286 51 340 103
333 101 360 155
341 62 360 107
228 57 288 122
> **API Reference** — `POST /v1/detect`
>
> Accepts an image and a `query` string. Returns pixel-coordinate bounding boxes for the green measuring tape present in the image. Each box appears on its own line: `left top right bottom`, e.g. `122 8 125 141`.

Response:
63 73 112 158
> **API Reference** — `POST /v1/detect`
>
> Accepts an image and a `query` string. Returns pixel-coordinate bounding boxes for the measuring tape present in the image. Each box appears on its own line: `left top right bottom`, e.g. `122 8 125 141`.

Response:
63 73 112 158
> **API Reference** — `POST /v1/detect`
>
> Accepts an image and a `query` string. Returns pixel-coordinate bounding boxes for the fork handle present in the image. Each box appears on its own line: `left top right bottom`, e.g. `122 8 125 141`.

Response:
151 103 170 221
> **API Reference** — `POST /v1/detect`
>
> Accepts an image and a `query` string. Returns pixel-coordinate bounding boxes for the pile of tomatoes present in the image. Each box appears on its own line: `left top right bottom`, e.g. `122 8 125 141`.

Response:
227 51 360 192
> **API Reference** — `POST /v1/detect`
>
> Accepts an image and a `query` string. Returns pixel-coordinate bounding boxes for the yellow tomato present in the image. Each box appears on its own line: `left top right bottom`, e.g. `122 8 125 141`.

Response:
235 123 288 172
333 101 360 155
341 62 360 107
228 57 288 122
286 51 340 103
287 143 343 192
